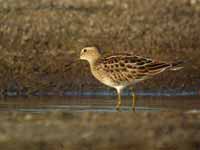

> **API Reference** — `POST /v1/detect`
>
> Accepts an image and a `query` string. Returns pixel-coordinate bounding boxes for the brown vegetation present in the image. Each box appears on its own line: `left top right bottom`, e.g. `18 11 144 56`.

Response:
0 111 199 150
0 0 200 94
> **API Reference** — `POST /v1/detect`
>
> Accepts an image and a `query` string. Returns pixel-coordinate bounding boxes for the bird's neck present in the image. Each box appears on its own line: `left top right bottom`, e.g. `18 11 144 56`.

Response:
87 54 101 66
88 58 97 67
88 57 100 71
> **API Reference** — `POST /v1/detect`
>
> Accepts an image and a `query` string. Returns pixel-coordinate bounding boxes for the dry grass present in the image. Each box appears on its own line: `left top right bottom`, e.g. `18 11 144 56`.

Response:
0 111 199 150
0 0 200 94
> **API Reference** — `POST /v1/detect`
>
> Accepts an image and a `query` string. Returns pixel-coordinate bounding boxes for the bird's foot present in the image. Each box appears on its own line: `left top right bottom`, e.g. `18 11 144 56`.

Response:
132 106 136 112
115 105 121 111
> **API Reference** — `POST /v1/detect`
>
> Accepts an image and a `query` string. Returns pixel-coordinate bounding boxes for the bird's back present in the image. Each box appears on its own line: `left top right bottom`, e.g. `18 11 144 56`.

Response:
91 53 181 88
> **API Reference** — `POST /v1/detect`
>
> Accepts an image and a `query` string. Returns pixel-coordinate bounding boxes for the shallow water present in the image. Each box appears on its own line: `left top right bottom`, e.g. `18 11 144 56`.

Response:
0 92 199 112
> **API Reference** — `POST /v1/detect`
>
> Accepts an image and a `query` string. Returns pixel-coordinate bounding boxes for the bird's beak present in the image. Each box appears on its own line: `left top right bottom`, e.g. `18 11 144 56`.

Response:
80 53 83 60
65 59 81 71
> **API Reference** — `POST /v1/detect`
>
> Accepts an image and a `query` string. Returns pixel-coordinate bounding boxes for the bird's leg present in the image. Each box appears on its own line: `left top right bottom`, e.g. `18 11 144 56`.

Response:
131 88 136 111
116 89 122 111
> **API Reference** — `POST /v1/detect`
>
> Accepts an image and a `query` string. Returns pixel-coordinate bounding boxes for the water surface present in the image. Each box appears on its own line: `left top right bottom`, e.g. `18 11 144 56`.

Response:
0 93 199 112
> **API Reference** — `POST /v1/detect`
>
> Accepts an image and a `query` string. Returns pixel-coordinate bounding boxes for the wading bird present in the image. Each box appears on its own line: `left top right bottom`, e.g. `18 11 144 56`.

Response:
80 47 183 111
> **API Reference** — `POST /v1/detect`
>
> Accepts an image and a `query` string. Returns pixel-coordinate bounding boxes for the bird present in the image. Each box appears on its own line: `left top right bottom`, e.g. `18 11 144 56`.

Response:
80 46 183 111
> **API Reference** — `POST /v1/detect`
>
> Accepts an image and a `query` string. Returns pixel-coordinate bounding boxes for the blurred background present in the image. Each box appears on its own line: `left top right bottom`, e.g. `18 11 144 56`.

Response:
0 1 200 150
0 0 200 96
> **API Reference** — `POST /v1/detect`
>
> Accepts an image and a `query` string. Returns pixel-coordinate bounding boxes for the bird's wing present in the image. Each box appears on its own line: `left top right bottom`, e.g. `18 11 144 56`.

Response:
97 54 171 82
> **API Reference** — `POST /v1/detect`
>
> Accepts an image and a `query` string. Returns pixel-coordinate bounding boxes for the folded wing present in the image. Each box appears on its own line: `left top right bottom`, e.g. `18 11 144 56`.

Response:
97 54 176 84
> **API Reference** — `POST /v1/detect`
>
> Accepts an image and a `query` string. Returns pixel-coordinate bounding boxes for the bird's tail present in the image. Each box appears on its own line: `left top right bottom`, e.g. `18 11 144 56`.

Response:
170 61 184 71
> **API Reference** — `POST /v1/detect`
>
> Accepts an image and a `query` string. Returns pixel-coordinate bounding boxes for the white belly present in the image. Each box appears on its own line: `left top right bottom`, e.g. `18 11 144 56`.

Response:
91 69 117 88
99 76 117 87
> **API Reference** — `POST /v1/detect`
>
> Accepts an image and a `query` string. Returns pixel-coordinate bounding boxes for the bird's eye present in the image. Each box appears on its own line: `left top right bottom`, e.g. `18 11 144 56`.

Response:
83 49 87 52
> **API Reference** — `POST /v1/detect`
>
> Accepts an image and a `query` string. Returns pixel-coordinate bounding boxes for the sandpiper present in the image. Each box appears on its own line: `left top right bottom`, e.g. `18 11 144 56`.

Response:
80 46 183 111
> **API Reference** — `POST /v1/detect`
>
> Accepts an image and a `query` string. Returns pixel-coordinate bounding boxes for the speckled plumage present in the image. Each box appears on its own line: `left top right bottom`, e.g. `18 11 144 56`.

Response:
93 54 172 86
80 47 183 111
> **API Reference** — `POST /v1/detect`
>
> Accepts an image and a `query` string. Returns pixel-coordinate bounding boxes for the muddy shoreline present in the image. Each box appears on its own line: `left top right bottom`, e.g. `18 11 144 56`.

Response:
0 111 199 150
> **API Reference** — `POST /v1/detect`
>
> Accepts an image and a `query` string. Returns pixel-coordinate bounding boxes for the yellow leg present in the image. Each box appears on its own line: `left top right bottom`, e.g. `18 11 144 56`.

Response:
116 89 122 111
132 90 136 112
116 93 122 111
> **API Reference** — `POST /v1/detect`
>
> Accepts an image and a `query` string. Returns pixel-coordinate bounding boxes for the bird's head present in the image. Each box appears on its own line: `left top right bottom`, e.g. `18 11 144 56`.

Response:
80 47 101 64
